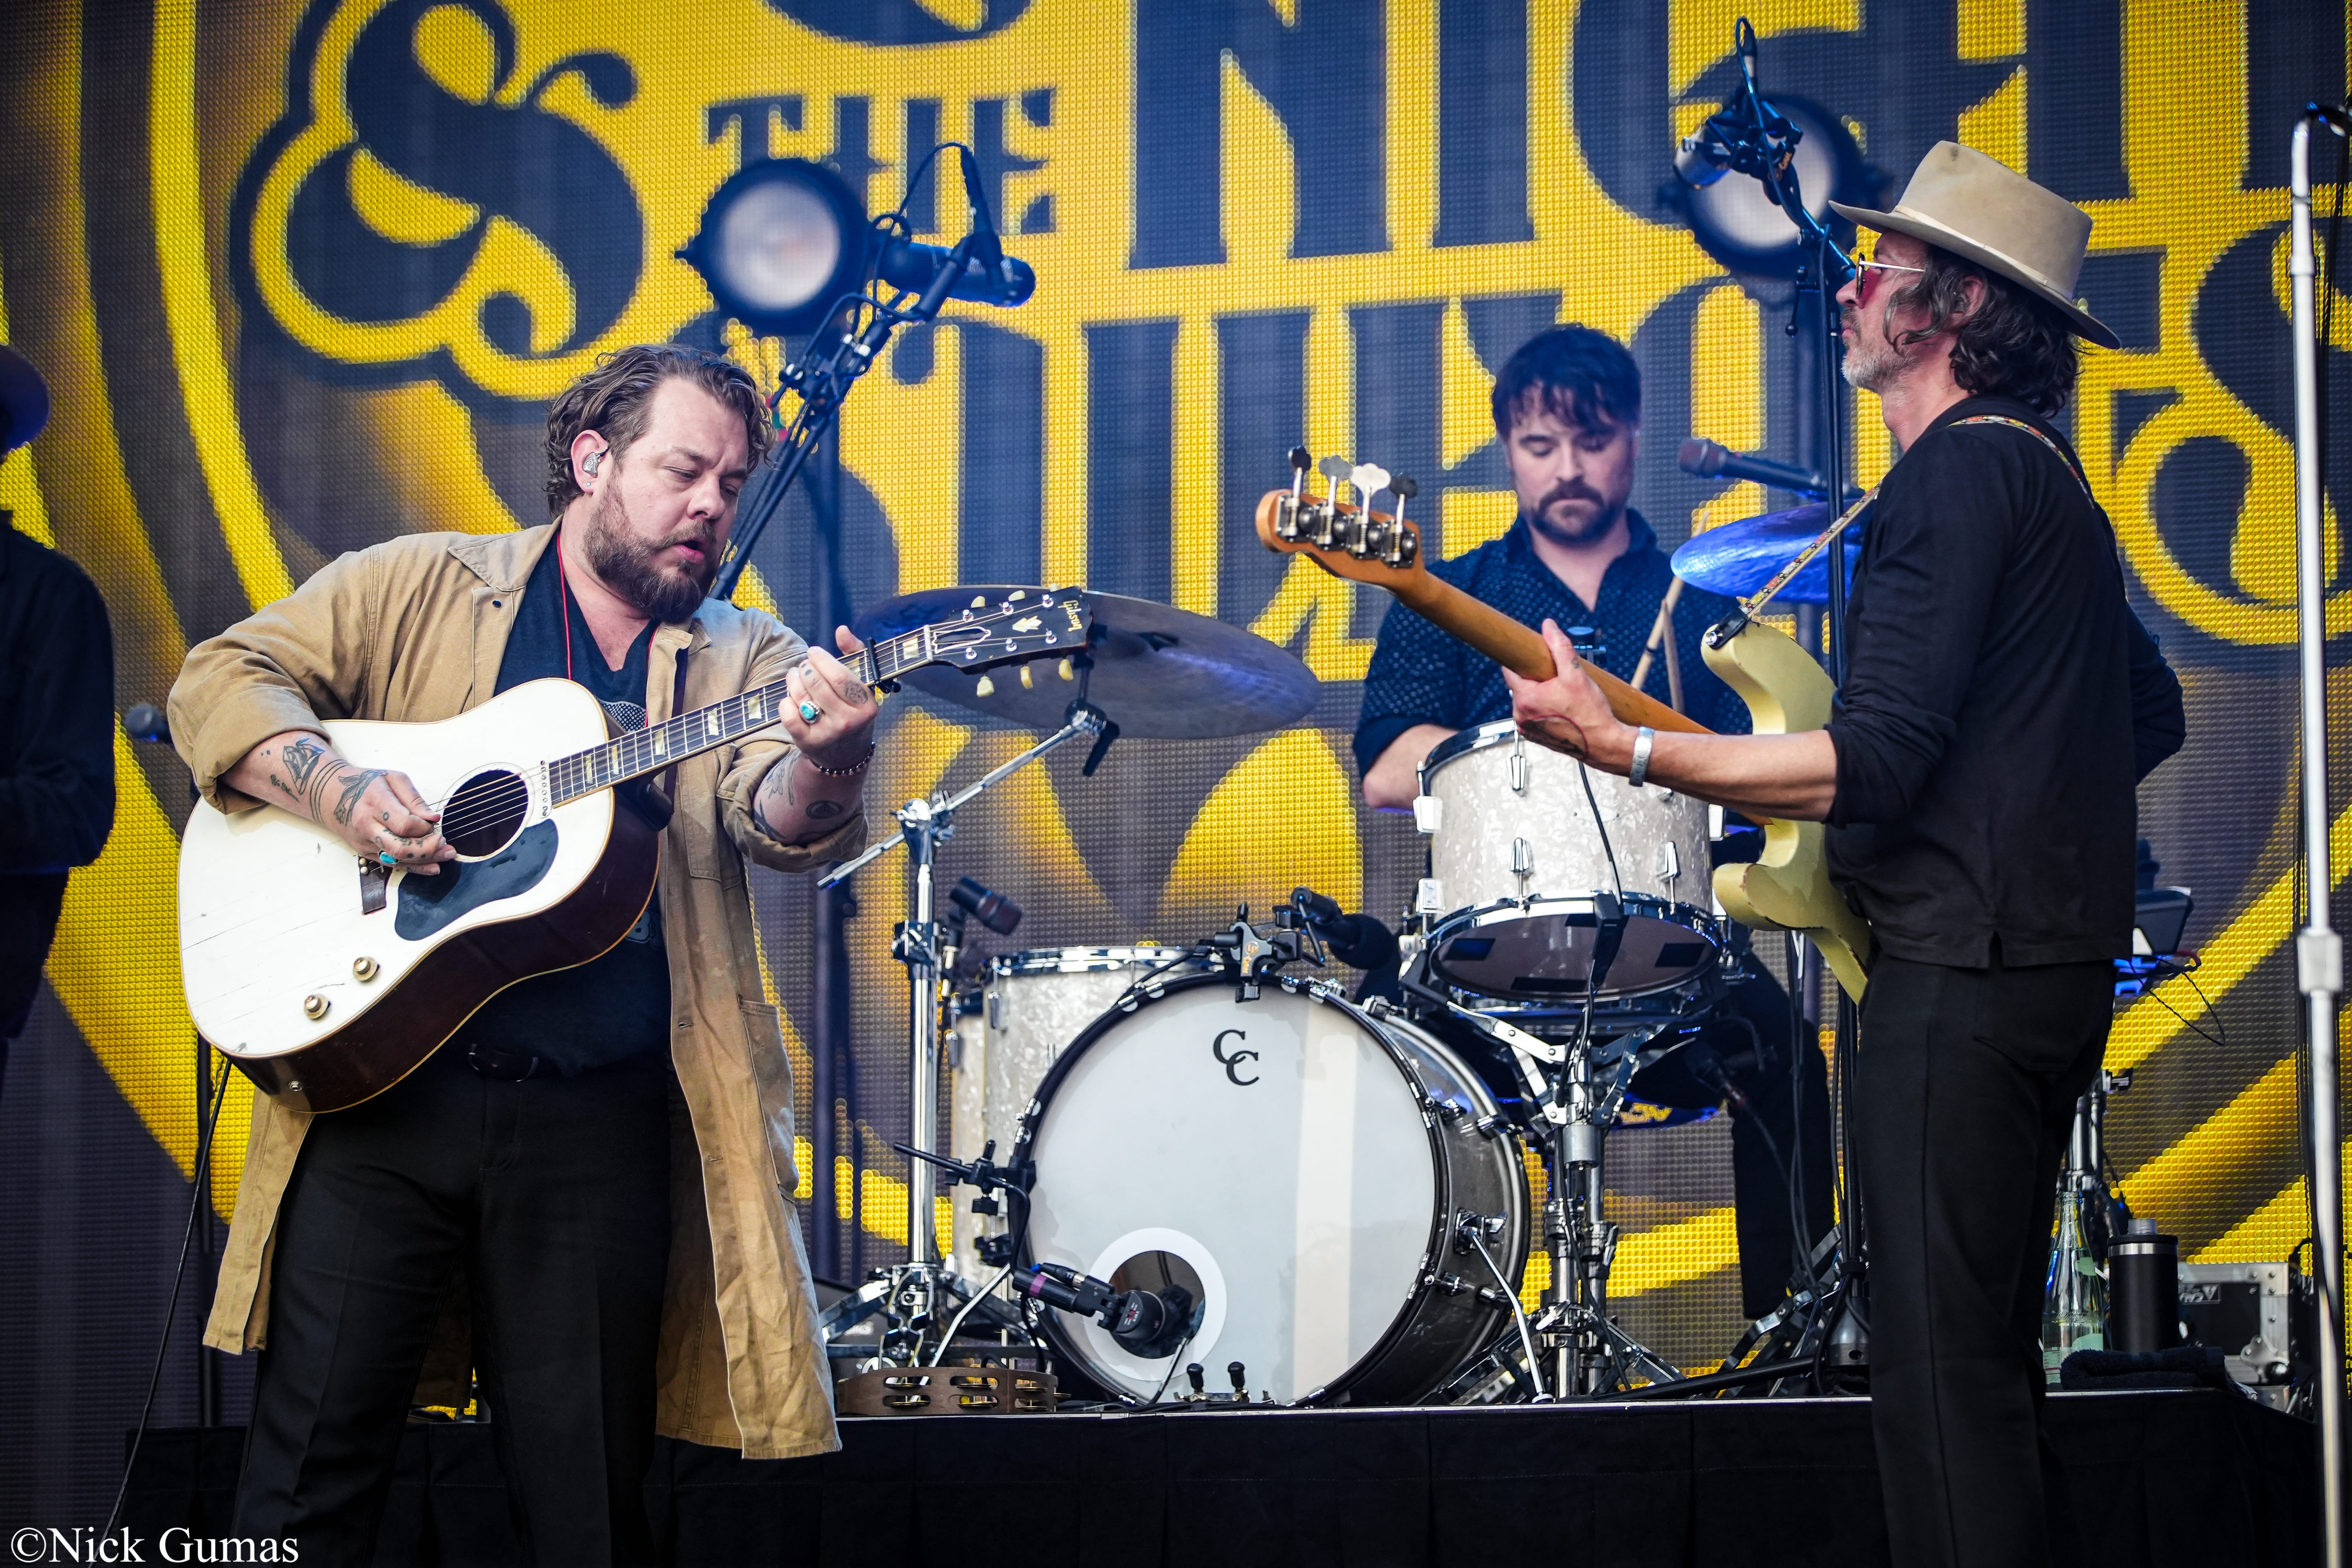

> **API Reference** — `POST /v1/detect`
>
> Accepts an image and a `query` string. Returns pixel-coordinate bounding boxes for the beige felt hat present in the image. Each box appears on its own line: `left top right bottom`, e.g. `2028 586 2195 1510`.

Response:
1830 141 2120 351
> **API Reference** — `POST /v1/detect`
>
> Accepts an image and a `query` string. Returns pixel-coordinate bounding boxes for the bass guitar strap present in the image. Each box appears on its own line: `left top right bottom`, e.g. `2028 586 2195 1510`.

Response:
1727 412 2094 629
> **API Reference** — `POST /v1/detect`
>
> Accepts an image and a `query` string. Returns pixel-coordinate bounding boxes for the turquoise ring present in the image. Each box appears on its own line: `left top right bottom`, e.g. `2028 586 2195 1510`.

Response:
798 700 823 723
378 851 398 866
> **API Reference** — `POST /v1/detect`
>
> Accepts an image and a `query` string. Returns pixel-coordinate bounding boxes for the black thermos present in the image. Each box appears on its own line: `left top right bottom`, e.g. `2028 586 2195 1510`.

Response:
2109 1219 2180 1353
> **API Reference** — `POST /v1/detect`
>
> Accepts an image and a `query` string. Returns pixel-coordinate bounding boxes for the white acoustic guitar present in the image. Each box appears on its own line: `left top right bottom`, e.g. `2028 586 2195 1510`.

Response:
179 589 1091 1112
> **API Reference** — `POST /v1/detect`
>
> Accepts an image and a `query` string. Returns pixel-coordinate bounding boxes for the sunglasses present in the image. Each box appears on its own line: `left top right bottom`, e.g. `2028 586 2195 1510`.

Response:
1850 251 1925 303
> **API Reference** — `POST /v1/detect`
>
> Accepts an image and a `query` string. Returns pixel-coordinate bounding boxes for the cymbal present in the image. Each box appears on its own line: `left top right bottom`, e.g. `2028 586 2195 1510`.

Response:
1669 503 1862 605
852 586 1318 739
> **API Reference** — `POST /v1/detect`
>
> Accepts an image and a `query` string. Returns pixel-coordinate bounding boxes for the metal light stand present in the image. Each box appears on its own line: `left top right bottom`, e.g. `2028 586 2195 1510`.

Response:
812 698 1111 1366
2289 105 2345 1568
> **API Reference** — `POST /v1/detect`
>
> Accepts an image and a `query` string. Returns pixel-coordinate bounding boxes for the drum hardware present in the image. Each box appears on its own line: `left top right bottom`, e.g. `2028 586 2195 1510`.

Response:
1014 966 1530 1407
1389 957 1686 1399
814 695 1116 1370
1173 1360 1263 1407
853 585 1318 739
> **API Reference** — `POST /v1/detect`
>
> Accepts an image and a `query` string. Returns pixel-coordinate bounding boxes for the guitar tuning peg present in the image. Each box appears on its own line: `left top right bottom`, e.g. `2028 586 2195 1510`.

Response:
1019 663 1034 689
1316 454 1352 483
1289 445 1312 472
1393 474 1418 500
975 674 996 697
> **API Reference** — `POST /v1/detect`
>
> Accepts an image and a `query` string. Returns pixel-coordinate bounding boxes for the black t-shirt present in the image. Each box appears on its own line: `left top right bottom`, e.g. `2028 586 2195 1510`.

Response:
457 540 671 1074
1823 397 2185 968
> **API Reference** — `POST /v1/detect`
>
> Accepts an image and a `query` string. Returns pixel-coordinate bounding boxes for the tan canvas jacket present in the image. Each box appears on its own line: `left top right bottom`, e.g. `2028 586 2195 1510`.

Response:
169 523 858 1461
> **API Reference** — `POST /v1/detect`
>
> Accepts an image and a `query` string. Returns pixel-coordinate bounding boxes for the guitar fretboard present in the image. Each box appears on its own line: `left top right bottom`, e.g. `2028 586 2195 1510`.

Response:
544 632 934 806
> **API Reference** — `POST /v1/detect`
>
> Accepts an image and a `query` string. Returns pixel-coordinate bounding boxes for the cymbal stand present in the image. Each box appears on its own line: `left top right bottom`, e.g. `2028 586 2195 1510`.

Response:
814 696 1113 1366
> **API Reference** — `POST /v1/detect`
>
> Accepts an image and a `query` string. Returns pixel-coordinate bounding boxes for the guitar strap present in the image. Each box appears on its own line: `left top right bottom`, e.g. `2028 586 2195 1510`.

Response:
1729 413 2094 627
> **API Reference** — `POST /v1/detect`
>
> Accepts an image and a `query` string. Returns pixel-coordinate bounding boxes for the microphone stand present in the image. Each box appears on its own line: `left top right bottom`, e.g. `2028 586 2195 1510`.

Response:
2290 104 2345 1568
713 232 974 605
812 695 1115 1368
1689 20 1868 1373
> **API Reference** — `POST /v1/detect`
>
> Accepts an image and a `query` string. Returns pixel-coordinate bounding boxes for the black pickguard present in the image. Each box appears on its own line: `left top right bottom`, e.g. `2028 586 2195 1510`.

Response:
394 820 559 941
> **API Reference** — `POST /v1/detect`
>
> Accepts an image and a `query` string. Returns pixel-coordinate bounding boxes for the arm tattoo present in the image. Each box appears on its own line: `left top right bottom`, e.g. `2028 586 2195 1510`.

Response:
329 766 387 827
805 799 844 820
279 735 330 797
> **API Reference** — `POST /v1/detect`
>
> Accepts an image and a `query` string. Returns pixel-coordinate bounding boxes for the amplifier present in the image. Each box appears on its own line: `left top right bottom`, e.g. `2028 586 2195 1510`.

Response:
2176 1261 2294 1405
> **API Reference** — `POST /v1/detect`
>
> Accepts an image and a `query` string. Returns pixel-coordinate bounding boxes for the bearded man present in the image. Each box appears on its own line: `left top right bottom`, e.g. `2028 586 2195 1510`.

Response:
171 344 874 1563
1355 323 1836 1326
1504 146 2185 1567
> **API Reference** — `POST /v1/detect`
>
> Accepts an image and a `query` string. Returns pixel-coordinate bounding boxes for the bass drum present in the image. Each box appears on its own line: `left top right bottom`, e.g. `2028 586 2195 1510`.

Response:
1017 974 1528 1407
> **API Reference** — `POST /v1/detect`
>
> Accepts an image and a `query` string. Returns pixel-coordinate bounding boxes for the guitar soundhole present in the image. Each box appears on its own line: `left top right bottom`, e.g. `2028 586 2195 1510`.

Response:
442 769 530 859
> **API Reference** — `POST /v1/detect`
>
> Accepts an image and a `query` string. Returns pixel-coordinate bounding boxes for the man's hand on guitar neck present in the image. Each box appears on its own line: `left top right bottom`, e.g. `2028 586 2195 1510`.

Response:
757 627 880 845
1503 619 1842 823
224 731 456 875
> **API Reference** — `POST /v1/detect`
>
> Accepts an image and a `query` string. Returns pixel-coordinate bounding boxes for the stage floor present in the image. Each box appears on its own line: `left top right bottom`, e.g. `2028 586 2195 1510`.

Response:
124 1390 2314 1566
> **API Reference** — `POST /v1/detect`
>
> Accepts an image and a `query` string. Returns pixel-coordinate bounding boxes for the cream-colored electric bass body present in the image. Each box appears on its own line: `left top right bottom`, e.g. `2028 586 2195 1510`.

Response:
1254 480 1868 999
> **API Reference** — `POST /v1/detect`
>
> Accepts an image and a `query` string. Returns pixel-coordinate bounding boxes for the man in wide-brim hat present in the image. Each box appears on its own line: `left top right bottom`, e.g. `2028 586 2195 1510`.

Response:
1503 141 2188 1567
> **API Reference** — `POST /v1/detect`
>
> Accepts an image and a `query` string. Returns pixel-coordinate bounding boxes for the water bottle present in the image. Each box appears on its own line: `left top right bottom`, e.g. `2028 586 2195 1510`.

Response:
2042 1186 2108 1381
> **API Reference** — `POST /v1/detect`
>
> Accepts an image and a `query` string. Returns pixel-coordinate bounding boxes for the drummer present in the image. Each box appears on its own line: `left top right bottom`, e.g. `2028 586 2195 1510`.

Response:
1354 323 1831 1322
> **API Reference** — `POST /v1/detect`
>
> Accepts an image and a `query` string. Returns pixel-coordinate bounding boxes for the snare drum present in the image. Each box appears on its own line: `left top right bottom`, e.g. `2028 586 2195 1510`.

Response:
1017 974 1529 1406
1416 720 1717 1001
949 947 1199 1274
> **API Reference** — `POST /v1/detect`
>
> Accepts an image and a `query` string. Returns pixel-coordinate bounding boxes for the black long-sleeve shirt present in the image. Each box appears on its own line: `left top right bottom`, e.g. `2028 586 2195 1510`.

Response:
1824 398 2184 968
0 520 114 874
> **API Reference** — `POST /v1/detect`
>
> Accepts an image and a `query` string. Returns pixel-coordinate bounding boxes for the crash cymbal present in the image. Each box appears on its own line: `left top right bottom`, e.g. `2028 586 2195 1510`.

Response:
852 587 1318 738
1669 502 1862 605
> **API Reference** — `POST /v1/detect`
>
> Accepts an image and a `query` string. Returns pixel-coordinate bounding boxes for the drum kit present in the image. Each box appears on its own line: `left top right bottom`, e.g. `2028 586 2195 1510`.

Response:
816 500 1868 1412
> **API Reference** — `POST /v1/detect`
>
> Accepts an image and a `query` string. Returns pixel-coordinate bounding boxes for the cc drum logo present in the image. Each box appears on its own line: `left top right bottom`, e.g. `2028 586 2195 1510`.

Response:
1210 1029 1259 1087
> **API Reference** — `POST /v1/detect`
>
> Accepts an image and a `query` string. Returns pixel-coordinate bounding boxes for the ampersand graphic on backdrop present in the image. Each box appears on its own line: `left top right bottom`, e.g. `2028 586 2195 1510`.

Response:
233 0 646 402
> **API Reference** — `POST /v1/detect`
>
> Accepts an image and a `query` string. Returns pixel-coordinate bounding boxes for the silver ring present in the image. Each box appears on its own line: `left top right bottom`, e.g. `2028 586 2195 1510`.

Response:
378 851 398 866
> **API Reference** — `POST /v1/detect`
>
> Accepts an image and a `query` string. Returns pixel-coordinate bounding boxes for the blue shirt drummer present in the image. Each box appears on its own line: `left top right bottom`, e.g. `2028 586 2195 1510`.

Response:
1352 507 1751 784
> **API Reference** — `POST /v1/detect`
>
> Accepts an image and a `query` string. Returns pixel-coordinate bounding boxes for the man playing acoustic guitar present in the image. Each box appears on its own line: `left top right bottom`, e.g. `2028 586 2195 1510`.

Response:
1503 146 2184 1567
172 344 874 1562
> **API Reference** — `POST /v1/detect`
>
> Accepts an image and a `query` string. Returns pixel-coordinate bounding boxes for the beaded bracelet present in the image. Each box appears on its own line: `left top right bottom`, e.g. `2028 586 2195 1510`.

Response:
799 744 874 778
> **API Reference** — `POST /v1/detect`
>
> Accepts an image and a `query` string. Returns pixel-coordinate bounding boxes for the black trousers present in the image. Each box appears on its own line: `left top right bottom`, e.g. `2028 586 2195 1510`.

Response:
1854 951 2112 1568
234 1044 674 1566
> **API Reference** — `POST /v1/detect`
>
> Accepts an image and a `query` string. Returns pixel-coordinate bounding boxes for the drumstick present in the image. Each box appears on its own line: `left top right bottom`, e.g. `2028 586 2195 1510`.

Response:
1628 577 1688 709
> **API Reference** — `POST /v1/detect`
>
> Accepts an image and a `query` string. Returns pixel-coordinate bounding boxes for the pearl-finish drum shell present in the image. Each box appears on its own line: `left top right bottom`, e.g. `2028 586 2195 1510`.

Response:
1018 975 1528 1407
949 947 1198 1276
1418 720 1717 1000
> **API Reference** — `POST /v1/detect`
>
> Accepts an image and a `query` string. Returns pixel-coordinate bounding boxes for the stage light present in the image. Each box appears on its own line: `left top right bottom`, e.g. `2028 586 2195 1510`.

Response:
1668 95 1872 279
677 158 868 338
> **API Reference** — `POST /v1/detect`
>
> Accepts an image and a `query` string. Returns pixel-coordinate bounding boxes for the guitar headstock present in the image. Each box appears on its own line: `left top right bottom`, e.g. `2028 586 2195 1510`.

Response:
870 588 1093 687
1255 447 1426 589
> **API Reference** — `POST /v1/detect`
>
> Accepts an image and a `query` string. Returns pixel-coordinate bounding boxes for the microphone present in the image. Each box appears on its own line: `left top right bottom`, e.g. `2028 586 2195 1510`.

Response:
875 239 1035 307
875 149 1035 306
1679 437 1829 498
1291 888 1401 971
949 875 1023 936
122 704 172 744
1019 1263 1197 1358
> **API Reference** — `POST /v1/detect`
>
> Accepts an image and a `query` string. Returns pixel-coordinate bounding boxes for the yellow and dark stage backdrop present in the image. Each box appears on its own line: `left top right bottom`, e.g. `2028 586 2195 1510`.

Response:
1 0 2346 1521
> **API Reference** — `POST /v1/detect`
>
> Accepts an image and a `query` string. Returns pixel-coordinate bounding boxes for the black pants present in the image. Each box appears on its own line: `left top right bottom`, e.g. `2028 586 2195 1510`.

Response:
0 872 68 1091
1854 952 2112 1568
234 1045 674 1566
